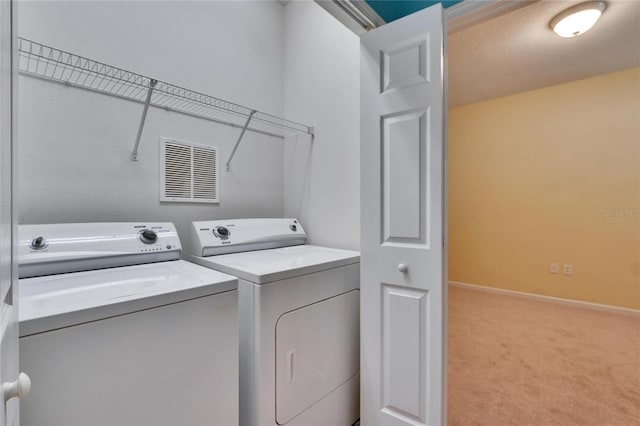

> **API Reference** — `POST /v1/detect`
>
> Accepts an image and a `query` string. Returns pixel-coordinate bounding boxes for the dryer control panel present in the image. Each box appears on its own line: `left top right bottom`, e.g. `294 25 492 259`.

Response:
19 223 182 278
191 218 306 257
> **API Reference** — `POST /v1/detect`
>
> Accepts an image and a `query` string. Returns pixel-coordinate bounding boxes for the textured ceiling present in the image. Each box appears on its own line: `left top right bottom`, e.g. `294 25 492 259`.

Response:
448 0 640 107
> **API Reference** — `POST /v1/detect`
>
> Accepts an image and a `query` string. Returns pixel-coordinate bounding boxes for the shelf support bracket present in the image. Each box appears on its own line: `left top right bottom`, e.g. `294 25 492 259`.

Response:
226 110 256 171
130 79 158 161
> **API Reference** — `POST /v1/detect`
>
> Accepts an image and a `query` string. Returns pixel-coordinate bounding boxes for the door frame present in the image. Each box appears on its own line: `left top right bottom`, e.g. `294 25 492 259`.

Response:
0 0 19 423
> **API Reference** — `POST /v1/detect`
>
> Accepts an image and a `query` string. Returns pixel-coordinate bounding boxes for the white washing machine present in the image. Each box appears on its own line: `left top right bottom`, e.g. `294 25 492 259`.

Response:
18 222 239 426
189 218 360 426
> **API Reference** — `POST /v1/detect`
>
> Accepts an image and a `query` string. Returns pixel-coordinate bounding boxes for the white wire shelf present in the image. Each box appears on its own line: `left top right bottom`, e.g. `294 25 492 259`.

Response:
17 38 314 164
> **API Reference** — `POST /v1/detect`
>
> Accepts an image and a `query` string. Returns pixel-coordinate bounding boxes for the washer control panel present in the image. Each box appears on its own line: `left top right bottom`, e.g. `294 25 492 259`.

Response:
18 223 183 278
191 218 306 257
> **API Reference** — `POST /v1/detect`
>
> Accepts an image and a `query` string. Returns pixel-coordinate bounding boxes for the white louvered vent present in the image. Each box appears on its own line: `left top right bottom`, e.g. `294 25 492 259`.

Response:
160 138 219 203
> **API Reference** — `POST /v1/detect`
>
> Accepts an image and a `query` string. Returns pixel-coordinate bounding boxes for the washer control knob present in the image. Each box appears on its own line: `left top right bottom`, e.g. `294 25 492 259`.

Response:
139 229 158 244
30 236 47 250
214 226 230 240
397 263 409 273
290 224 297 232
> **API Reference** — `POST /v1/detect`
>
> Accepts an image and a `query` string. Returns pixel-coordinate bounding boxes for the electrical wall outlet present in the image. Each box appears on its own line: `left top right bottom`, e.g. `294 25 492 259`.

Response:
550 263 559 274
563 264 573 275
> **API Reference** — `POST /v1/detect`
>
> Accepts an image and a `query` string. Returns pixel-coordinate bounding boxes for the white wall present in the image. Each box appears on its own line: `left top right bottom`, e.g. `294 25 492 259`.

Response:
17 1 286 253
283 1 360 250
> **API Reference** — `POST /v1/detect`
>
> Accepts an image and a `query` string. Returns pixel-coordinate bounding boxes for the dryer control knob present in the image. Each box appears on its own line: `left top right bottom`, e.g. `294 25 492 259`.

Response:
139 229 158 244
30 236 47 250
214 226 230 240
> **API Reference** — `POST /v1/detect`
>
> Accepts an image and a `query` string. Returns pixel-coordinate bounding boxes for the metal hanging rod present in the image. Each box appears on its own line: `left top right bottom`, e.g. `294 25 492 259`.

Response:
131 79 157 161
226 110 256 171
17 37 314 161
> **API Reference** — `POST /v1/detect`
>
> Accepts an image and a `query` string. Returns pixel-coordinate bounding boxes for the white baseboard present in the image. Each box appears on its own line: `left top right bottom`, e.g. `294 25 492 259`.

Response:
449 281 640 317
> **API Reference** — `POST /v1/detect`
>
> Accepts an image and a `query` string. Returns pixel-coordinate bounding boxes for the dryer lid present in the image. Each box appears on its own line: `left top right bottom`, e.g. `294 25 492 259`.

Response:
190 245 359 284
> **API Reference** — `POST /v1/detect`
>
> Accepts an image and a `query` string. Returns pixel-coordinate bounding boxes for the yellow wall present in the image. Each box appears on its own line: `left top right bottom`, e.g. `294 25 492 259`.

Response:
448 67 640 310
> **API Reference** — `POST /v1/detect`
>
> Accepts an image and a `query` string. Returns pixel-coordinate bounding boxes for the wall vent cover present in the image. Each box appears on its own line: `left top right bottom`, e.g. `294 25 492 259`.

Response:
160 138 219 203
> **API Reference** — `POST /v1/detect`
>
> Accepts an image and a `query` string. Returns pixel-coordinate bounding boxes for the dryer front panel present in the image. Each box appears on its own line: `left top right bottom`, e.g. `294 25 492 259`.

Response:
275 289 360 424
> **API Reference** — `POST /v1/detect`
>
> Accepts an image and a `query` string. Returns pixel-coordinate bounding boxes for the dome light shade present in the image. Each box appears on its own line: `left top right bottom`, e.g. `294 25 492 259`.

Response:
550 1 607 38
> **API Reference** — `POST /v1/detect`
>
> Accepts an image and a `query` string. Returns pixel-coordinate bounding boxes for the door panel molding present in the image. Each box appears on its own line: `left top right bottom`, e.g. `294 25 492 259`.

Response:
381 107 430 248
381 284 429 424
380 34 430 94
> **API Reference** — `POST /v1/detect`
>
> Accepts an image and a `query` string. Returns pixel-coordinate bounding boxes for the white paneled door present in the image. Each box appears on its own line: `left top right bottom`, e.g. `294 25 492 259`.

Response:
0 1 23 425
360 3 446 425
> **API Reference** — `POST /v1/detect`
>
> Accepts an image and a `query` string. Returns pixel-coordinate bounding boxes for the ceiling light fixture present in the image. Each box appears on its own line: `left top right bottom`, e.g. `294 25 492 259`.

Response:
550 1 607 38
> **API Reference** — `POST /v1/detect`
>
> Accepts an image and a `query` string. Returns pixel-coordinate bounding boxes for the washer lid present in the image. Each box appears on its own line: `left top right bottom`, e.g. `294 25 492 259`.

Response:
190 245 360 284
18 260 237 336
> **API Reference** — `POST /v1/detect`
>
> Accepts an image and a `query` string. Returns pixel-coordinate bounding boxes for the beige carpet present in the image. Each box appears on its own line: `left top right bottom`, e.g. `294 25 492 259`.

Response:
448 285 640 426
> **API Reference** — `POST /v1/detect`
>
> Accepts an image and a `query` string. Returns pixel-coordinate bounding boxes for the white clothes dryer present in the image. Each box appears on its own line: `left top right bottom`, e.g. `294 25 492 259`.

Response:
190 218 360 426
18 222 239 426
